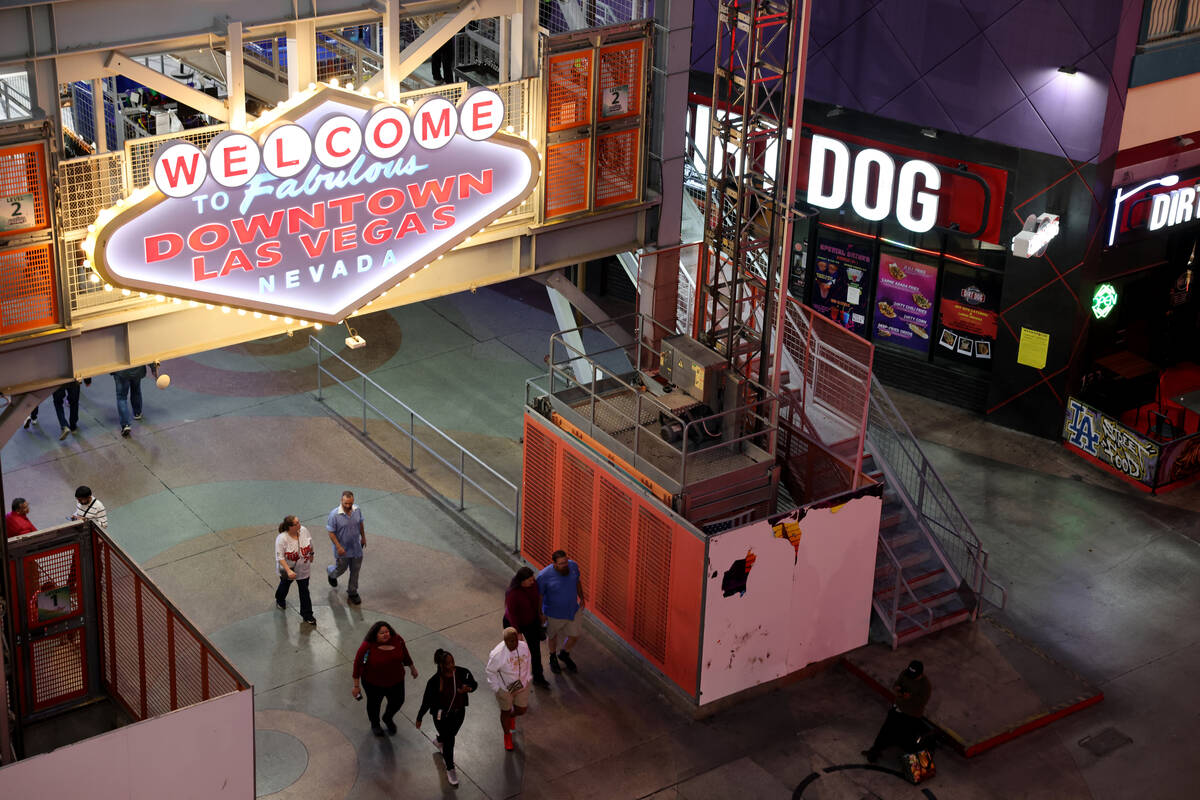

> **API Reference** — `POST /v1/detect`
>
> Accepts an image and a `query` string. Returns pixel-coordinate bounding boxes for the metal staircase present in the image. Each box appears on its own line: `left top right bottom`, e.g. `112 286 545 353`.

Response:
863 380 1008 647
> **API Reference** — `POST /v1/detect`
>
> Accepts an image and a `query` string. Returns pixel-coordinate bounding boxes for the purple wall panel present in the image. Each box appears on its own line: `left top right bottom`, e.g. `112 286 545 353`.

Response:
690 0 1130 164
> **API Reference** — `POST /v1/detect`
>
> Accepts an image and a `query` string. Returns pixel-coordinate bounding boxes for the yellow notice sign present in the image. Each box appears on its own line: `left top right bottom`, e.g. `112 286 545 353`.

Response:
1017 327 1050 369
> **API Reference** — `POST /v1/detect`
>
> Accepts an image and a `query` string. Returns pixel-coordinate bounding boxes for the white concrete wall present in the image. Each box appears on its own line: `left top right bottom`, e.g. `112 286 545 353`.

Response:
0 689 254 798
698 493 881 704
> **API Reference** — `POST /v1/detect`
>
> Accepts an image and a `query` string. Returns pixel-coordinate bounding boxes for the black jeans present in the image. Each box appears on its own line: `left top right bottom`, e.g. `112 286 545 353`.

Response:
430 38 455 82
275 574 312 619
362 680 404 729
870 708 925 755
434 708 466 769
53 382 81 429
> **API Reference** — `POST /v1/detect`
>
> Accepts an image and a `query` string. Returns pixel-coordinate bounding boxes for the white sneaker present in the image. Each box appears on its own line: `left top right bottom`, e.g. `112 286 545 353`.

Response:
446 768 458 787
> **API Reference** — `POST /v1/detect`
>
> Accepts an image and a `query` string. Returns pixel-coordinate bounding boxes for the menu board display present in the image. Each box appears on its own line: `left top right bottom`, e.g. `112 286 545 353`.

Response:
811 239 872 333
874 254 938 354
938 269 1000 362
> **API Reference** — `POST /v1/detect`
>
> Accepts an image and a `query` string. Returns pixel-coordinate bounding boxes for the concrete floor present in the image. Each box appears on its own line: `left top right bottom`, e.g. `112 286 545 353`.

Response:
3 279 1198 799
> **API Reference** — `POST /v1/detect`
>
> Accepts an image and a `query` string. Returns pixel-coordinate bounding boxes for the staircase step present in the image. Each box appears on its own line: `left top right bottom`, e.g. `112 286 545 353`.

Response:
895 606 972 643
879 510 905 530
874 566 947 597
880 528 921 551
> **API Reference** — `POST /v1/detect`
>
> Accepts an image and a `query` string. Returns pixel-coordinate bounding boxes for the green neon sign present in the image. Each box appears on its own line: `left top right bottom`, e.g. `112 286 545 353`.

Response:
1092 283 1118 319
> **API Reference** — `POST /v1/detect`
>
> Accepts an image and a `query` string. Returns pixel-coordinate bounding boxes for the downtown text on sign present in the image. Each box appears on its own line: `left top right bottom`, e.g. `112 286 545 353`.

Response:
90 86 539 322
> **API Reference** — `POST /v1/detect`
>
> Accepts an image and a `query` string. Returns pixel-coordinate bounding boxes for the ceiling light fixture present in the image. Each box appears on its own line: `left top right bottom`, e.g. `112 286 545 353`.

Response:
1057 64 1078 75
920 127 938 139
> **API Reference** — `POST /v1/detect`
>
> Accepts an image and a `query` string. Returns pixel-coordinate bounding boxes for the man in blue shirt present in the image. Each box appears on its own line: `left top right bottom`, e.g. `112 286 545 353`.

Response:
536 549 585 674
326 490 367 604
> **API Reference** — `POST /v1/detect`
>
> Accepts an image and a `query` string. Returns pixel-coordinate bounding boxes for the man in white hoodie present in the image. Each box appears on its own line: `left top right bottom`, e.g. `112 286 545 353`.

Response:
485 627 532 751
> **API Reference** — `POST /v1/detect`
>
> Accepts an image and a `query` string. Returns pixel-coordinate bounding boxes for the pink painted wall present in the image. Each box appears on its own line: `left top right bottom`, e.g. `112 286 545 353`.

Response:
698 493 881 704
1120 74 1200 151
0 689 254 797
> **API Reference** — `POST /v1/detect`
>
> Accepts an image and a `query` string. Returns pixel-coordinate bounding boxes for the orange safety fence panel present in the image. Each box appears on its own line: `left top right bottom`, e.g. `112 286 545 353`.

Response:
0 143 50 237
521 413 705 696
596 41 643 121
594 128 640 208
546 50 594 133
0 241 59 337
544 139 591 219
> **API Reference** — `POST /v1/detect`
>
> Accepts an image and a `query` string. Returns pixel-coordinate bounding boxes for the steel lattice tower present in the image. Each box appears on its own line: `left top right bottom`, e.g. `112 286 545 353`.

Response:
699 0 810 392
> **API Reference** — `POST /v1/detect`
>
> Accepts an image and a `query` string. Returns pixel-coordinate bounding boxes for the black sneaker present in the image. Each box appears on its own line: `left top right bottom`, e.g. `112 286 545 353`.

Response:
385 719 397 735
134 413 143 420
532 676 551 689
275 600 286 610
121 425 131 437
302 617 317 625
348 593 362 605
549 653 561 674
861 749 879 764
559 651 577 672
328 574 337 587
371 725 386 737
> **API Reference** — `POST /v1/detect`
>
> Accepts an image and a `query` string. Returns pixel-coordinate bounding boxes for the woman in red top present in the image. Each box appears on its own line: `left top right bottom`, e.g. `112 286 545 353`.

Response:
352 621 418 736
504 567 549 688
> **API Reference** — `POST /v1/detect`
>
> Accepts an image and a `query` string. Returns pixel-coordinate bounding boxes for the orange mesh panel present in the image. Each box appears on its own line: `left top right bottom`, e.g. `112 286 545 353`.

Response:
594 481 633 629
0 143 49 236
597 41 643 121
30 629 88 711
544 139 591 219
106 547 145 718
546 50 593 133
142 590 172 717
632 506 672 662
561 450 596 589
522 416 557 567
0 242 58 337
173 619 204 709
208 651 239 698
21 544 82 630
594 129 640 208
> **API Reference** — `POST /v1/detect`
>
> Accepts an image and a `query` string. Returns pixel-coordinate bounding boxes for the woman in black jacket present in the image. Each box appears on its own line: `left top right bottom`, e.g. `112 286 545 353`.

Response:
415 648 477 787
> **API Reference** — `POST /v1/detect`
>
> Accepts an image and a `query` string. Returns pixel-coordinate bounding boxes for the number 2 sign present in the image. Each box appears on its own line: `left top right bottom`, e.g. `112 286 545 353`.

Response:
603 85 629 118
1 193 34 233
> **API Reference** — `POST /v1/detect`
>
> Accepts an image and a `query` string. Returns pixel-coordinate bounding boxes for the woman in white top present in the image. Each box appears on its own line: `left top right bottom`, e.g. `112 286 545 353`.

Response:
275 515 316 624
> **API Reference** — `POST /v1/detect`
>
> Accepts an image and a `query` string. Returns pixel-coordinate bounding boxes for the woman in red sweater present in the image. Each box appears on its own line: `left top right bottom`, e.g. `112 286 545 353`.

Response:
352 621 418 736
504 567 549 688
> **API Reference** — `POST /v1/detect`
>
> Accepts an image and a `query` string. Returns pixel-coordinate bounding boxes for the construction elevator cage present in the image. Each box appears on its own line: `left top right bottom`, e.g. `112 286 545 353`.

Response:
5 522 247 739
542 22 650 221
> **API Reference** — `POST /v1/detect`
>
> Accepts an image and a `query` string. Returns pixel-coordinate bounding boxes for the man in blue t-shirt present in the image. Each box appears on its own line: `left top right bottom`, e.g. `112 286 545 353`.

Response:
536 549 585 674
326 490 367 604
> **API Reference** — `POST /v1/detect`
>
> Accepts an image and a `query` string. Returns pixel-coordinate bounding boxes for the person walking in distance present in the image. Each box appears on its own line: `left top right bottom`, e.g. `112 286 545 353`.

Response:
326 490 366 605
51 379 85 440
537 549 585 674
416 649 477 787
352 621 418 736
275 515 316 625
486 627 532 751
70 485 108 531
504 567 550 689
5 498 36 538
862 660 932 764
111 365 147 437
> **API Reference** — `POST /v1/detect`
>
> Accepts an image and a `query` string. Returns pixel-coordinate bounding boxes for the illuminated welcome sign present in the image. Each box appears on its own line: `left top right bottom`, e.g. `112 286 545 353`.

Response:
87 85 539 322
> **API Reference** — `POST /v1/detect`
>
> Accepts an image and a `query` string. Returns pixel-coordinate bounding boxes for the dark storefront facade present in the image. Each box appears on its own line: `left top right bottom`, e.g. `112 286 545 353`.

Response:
687 0 1144 439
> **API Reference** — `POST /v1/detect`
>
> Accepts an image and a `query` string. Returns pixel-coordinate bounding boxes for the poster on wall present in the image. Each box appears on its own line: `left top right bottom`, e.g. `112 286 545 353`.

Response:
938 270 1000 362
1063 396 1159 487
811 239 872 333
874 254 937 354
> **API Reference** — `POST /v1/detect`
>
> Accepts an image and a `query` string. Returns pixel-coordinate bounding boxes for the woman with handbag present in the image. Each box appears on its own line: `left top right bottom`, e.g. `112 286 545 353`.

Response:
274 515 316 624
352 621 418 736
415 648 477 787
504 567 550 688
